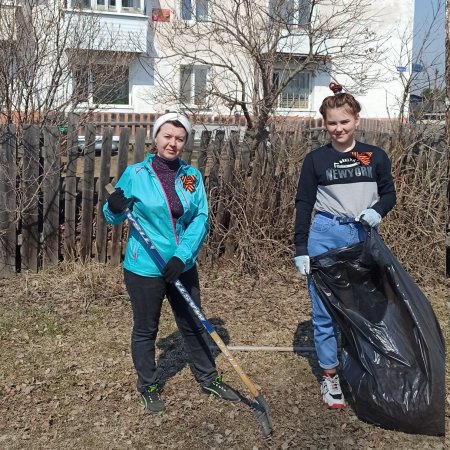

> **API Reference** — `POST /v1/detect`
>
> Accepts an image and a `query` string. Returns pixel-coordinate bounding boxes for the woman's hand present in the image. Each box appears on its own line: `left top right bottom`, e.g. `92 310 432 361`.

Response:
107 188 129 214
162 257 185 283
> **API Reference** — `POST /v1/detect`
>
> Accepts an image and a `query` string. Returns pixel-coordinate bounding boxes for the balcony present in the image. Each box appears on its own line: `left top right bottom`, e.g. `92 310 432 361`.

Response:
65 0 148 53
276 32 311 55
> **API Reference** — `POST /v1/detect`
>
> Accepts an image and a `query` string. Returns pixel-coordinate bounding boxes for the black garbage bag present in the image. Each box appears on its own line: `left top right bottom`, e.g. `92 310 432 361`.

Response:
310 228 445 436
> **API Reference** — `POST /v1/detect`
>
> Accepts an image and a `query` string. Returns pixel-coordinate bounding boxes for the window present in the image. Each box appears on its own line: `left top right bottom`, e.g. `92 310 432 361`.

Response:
180 65 209 106
270 0 311 26
417 113 445 124
181 0 208 21
73 68 90 103
122 0 140 11
70 0 142 13
73 64 129 106
70 0 93 8
70 0 117 11
273 71 311 109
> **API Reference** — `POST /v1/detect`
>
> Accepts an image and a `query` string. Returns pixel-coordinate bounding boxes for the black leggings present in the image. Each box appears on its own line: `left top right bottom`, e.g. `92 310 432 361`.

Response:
124 267 217 392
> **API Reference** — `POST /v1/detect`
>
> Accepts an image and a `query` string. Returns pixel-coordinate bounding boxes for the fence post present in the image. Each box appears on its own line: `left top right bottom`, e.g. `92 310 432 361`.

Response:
238 131 252 173
64 113 79 259
110 127 130 266
208 130 225 193
197 130 211 178
21 124 40 272
80 124 96 262
264 124 276 179
134 127 146 163
0 125 17 277
214 130 238 255
182 129 195 164
96 127 113 263
42 126 61 268
223 130 238 188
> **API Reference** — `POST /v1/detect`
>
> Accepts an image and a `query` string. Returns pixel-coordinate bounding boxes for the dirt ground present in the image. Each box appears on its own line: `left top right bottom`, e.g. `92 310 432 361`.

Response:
0 262 447 450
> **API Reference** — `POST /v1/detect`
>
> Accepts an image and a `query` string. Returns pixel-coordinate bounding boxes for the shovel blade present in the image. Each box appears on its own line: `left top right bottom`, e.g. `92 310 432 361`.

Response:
253 394 273 438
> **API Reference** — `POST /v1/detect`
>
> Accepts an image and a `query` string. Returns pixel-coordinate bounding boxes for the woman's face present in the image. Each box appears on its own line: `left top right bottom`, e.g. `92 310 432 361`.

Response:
324 106 360 152
155 123 187 161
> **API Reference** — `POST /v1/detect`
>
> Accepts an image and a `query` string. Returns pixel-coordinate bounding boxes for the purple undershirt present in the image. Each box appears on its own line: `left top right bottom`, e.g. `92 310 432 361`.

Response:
152 155 184 220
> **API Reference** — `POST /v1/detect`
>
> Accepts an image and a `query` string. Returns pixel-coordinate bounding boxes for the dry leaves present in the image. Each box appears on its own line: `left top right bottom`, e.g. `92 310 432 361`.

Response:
0 263 447 449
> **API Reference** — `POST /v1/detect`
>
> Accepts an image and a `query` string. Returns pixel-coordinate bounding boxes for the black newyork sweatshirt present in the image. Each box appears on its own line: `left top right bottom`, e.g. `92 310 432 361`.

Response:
294 141 396 256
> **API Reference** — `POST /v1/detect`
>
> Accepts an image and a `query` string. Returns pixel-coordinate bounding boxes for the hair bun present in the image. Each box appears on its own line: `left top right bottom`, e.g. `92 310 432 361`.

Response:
329 82 343 94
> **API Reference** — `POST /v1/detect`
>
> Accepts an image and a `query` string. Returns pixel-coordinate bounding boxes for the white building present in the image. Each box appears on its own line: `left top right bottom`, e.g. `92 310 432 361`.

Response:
143 0 415 120
1 0 415 122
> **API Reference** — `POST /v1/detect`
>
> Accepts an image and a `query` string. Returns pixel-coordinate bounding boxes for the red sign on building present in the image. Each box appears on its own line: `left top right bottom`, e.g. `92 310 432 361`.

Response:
152 8 171 22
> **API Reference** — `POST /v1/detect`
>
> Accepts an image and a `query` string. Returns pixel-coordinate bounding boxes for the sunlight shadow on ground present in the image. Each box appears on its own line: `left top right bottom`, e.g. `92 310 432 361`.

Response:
293 320 322 383
293 319 351 404
155 317 230 387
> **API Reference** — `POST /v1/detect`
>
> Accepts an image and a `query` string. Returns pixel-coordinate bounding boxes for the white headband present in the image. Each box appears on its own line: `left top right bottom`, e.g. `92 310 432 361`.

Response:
152 113 191 141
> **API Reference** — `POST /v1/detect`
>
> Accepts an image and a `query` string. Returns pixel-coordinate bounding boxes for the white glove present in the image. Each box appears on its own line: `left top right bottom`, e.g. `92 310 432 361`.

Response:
294 255 310 276
357 208 381 227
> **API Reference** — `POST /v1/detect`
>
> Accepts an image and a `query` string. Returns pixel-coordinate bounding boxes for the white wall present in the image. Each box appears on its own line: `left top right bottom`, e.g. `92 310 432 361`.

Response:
131 0 415 119
336 0 415 119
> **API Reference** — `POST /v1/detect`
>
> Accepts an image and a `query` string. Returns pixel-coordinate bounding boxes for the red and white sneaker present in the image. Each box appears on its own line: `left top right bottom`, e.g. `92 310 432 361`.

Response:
321 373 346 409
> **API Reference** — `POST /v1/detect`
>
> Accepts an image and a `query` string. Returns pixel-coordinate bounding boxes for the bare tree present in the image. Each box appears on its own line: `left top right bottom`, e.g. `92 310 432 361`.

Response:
0 0 136 272
445 0 449 277
146 0 391 147
446 0 449 113
387 0 446 124
0 0 133 130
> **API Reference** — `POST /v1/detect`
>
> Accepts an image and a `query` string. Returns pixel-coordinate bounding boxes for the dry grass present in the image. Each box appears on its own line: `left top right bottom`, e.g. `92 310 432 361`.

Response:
380 125 447 283
0 261 447 450
203 124 447 285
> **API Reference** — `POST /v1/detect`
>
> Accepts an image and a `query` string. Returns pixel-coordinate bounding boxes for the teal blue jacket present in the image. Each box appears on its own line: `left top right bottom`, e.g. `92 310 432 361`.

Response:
103 154 208 277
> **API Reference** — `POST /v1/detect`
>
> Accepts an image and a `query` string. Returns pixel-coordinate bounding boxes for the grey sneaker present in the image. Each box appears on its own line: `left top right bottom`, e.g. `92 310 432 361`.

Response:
139 384 165 414
201 374 240 402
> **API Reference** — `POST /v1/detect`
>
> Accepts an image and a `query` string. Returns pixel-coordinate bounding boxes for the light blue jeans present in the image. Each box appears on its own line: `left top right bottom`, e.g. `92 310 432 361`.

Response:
307 214 366 370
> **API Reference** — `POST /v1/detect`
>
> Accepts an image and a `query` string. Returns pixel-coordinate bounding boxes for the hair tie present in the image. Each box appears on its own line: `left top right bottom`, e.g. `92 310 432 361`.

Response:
329 82 343 95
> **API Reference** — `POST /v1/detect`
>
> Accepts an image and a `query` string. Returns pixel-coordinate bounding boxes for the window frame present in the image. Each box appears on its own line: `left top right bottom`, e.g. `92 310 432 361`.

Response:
269 0 312 28
181 0 209 22
72 63 130 108
179 64 210 108
273 69 312 110
69 0 143 13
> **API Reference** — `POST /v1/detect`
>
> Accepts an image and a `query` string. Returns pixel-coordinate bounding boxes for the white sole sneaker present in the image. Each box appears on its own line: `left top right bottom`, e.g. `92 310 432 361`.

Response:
321 374 346 409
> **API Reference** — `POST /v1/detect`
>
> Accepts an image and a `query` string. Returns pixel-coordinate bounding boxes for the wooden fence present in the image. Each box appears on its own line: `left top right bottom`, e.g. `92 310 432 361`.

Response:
1 116 445 278
0 116 150 276
1 116 299 277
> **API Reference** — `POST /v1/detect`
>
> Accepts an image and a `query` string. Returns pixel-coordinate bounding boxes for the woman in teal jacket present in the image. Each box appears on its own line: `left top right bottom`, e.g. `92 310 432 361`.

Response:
103 113 239 414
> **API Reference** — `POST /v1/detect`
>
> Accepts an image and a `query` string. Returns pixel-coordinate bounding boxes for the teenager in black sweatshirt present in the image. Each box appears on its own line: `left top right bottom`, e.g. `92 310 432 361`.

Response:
294 83 396 409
